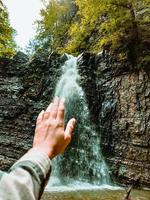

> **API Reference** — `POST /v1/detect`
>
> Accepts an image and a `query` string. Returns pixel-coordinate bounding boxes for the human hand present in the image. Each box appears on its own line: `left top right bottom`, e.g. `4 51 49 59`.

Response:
32 97 76 159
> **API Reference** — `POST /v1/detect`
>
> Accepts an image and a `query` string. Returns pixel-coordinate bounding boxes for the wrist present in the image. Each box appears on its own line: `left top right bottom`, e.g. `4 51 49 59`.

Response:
30 146 55 160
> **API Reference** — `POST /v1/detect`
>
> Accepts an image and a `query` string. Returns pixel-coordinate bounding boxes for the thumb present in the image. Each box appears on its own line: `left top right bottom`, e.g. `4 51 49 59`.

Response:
64 118 76 141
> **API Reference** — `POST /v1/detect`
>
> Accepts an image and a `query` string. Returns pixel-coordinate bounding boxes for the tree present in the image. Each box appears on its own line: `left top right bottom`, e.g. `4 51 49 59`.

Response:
65 0 149 59
35 0 77 52
0 0 16 57
34 0 149 68
64 0 104 54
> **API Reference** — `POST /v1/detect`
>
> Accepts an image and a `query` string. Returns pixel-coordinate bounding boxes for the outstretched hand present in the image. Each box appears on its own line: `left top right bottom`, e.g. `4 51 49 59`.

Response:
32 97 76 159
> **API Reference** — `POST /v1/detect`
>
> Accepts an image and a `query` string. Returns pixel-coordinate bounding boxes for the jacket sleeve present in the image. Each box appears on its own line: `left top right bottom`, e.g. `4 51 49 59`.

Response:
0 149 51 200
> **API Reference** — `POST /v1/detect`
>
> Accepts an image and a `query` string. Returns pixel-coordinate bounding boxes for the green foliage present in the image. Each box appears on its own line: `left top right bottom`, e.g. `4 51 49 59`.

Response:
0 0 16 57
35 0 76 52
64 0 104 53
35 0 149 68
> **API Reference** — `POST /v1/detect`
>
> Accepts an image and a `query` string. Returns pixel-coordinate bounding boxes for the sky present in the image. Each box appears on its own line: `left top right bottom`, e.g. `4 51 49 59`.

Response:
3 0 44 49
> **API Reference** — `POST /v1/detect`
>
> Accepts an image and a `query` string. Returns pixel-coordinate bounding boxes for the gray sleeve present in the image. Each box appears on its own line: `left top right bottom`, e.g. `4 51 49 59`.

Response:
0 149 51 200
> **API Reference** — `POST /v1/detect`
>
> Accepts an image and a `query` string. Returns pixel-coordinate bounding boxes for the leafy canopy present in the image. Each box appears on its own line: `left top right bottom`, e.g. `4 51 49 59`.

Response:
35 0 76 52
35 0 149 66
0 0 16 57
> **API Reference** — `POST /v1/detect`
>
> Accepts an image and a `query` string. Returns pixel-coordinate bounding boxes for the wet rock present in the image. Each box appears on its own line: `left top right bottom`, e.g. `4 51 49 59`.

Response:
78 51 150 188
0 51 66 170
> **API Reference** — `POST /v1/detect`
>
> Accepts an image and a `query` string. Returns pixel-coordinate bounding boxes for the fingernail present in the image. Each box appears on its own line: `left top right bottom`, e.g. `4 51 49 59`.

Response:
40 110 44 114
72 118 76 125
61 97 65 103
54 96 59 101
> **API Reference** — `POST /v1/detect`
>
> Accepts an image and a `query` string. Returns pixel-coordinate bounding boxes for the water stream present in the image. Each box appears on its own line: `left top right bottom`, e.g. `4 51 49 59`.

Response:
46 54 111 189
44 55 150 199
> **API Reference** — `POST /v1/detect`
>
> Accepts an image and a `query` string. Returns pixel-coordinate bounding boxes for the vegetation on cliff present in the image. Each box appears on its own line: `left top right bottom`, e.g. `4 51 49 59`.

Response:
35 0 149 68
0 0 16 57
35 0 76 52
0 0 149 69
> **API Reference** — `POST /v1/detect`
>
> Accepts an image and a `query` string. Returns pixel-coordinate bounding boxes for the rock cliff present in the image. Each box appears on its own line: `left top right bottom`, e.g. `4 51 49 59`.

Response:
0 51 65 170
78 51 150 187
0 51 149 187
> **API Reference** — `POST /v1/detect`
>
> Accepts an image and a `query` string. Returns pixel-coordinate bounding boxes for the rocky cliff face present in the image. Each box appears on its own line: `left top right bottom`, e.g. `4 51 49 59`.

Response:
78 52 150 188
0 51 65 170
0 51 149 188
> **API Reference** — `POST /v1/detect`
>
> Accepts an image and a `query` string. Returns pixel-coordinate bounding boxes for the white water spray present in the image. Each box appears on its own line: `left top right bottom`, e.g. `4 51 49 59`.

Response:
47 54 111 188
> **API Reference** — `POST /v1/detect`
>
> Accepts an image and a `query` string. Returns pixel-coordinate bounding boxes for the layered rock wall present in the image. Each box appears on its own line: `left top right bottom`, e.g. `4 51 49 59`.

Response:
78 52 150 187
0 51 149 187
0 51 64 170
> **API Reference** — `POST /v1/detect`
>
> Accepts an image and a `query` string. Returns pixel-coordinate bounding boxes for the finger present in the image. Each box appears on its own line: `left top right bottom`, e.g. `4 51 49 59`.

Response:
64 118 76 141
43 103 53 120
46 102 53 112
57 98 65 122
50 97 59 119
36 110 44 125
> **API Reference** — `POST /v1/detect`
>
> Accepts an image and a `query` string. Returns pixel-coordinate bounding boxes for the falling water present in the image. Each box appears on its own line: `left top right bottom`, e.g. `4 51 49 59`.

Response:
47 54 111 188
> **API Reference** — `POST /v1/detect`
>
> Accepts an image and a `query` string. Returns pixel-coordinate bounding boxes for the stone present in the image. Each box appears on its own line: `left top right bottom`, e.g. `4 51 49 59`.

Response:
0 51 65 171
77 51 150 188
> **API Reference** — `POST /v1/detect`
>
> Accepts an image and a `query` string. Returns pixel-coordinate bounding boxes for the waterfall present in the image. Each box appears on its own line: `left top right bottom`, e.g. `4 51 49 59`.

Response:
47 54 111 187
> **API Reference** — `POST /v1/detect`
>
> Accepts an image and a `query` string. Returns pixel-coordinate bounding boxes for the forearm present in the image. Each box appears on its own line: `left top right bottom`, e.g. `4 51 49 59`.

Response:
0 149 51 200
